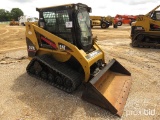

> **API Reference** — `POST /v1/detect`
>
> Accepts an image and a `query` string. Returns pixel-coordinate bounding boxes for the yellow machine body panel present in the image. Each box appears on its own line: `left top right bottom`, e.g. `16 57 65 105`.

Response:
91 19 101 26
90 16 113 23
132 15 160 32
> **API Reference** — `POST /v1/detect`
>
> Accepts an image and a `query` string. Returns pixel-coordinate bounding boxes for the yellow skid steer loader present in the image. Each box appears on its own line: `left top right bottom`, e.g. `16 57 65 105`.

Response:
131 5 160 48
25 3 132 117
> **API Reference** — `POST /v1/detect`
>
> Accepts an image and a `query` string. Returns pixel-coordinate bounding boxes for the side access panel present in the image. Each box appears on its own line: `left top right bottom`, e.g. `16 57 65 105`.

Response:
82 59 132 117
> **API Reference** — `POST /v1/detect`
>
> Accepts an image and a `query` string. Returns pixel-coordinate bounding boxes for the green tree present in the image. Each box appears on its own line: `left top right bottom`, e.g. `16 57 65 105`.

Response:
5 11 11 21
0 9 6 21
10 8 23 21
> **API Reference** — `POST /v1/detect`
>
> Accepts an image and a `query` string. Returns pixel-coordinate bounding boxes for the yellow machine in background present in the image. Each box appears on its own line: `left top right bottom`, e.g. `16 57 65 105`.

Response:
90 16 117 28
131 5 160 48
25 3 132 117
9 19 19 26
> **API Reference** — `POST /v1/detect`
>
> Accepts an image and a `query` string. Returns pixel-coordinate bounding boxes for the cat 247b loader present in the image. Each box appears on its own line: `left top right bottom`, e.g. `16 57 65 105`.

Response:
131 5 160 48
25 3 132 117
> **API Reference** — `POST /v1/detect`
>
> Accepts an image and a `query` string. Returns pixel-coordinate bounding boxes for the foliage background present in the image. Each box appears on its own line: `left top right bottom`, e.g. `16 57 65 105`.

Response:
0 8 23 21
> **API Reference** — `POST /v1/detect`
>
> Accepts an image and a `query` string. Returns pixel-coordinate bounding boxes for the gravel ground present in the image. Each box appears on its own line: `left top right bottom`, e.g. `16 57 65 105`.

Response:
0 26 160 120
0 50 119 120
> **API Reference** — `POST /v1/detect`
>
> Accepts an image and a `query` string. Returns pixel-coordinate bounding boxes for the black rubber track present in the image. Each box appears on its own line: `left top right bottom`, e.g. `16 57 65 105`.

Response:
132 32 160 48
26 54 83 93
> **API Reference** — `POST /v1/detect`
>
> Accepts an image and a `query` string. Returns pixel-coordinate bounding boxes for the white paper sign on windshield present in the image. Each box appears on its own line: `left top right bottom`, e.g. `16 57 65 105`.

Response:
66 21 72 28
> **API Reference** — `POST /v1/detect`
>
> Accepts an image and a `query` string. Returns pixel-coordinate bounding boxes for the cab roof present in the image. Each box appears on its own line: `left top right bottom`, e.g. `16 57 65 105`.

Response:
36 3 89 11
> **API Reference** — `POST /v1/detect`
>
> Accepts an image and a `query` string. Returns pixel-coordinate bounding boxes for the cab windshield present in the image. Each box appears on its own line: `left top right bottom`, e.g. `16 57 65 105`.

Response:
77 11 92 46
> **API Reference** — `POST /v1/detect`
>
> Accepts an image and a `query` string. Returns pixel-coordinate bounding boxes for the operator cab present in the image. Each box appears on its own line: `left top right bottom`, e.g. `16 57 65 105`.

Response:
36 3 92 51
150 11 160 20
150 11 160 30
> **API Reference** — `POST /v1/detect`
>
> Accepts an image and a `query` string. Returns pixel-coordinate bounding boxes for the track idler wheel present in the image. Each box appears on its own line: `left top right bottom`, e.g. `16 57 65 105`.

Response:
55 74 63 86
33 61 42 76
48 73 55 82
137 34 144 41
132 40 138 47
29 66 35 74
41 71 47 79
132 34 144 47
64 78 72 88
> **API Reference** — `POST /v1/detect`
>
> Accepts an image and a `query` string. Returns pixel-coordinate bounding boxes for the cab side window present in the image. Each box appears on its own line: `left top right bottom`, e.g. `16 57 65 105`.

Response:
43 10 73 43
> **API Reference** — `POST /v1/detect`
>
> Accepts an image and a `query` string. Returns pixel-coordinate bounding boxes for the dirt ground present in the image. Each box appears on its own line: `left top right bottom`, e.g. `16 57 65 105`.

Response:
0 25 159 120
0 25 26 53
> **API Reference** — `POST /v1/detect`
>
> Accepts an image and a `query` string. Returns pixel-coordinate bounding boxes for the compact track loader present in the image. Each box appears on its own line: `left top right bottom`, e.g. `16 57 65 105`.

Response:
25 3 132 117
131 5 160 48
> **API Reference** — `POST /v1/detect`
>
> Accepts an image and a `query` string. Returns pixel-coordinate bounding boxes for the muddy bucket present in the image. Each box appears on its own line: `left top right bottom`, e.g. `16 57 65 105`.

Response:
82 59 132 117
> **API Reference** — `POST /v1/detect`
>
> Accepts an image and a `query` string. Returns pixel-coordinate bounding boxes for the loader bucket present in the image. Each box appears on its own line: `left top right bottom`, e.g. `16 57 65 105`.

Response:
82 59 132 117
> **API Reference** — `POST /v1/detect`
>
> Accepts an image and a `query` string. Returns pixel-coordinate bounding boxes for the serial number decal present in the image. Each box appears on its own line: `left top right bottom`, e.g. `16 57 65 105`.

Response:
58 43 72 52
59 44 66 50
28 45 35 51
137 17 143 21
86 50 101 60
